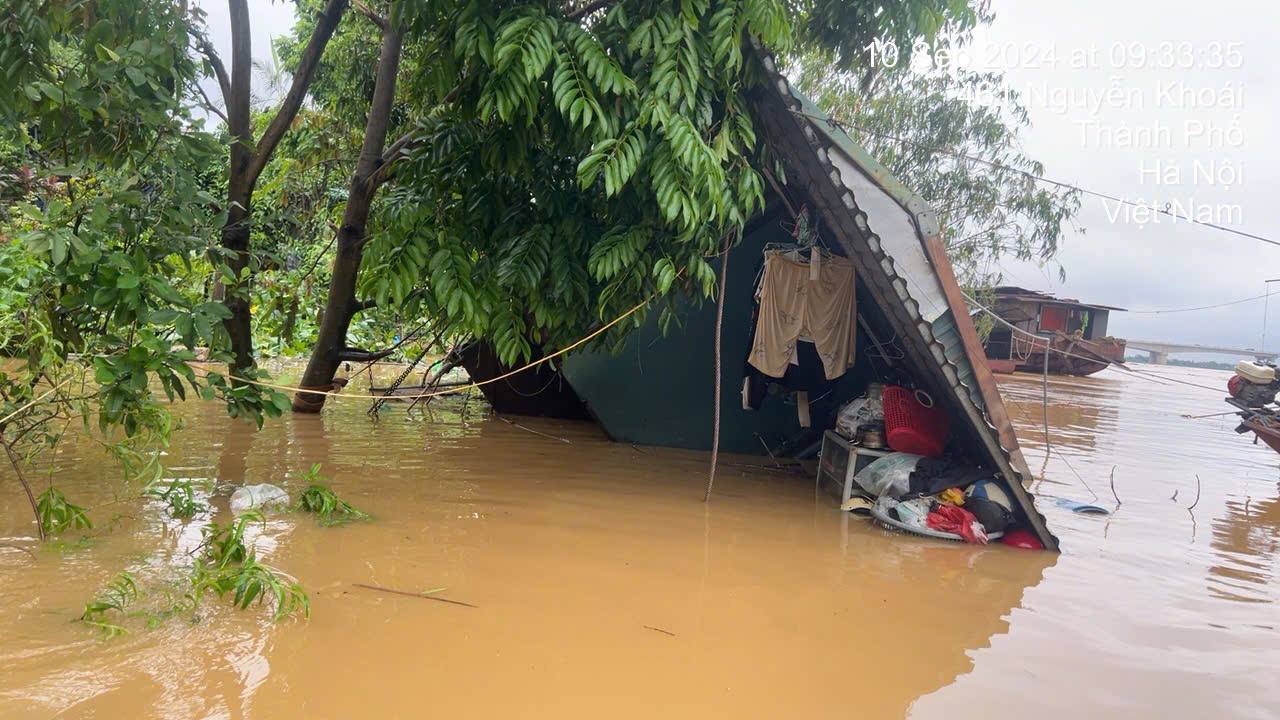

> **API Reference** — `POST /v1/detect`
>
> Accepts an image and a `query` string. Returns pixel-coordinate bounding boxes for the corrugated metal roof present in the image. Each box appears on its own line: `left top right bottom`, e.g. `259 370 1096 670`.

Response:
995 286 1127 312
748 43 1058 550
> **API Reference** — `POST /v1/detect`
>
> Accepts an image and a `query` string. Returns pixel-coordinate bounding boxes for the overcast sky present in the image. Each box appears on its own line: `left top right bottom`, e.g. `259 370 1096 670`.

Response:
199 0 1278 355
971 1 1279 354
194 0 296 110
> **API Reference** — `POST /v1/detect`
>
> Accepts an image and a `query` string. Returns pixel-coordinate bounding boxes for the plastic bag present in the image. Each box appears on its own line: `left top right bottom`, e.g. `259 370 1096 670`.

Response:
229 483 290 514
853 452 924 498
835 390 883 439
926 504 989 544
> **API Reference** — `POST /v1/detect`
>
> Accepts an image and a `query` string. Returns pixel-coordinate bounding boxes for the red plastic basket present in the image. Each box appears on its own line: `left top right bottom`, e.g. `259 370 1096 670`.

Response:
881 385 949 457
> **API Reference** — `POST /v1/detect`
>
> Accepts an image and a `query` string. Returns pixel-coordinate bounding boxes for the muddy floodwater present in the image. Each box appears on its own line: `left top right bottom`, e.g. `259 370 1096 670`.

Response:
1 364 1277 718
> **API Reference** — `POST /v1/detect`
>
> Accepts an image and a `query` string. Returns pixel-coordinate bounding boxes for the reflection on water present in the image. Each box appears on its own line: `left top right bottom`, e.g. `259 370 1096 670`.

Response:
1210 496 1280 605
912 365 1280 720
0 364 1278 718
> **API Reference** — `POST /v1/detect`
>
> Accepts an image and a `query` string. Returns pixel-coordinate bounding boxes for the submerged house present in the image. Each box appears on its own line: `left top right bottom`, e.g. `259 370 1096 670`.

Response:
981 287 1126 376
463 46 1058 550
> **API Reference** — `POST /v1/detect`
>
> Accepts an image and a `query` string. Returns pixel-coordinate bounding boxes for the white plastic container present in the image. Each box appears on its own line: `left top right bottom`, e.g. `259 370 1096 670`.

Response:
229 484 290 514
1235 360 1275 384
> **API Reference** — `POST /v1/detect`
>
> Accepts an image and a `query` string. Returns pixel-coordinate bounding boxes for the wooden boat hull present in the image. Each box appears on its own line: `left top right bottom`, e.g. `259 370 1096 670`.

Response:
1013 334 1126 377
1243 415 1280 454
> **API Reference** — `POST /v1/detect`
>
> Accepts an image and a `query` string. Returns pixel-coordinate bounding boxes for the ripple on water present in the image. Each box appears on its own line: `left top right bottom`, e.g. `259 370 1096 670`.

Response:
0 364 1277 719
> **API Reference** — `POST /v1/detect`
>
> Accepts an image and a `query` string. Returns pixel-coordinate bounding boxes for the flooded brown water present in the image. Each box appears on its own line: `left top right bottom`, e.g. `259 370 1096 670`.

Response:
0 364 1276 718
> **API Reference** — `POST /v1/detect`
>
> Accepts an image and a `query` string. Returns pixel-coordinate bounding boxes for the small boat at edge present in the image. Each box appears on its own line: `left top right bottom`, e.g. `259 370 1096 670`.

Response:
980 287 1127 377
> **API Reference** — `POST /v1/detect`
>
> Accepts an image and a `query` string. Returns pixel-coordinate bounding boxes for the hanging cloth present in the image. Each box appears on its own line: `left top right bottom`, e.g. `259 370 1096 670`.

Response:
748 252 857 380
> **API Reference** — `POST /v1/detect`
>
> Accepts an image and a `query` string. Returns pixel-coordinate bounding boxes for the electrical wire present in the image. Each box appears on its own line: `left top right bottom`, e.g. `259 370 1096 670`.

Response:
1127 288 1280 314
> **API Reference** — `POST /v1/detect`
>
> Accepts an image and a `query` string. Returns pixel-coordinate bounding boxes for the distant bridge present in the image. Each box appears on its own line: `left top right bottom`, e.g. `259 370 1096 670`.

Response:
1126 339 1279 365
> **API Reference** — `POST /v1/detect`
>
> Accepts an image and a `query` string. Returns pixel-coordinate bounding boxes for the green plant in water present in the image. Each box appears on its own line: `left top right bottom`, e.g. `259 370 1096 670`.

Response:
147 479 206 520
167 488 204 520
80 571 138 638
200 510 263 568
187 511 309 621
189 553 310 622
35 487 91 535
228 553 309 620
295 464 369 526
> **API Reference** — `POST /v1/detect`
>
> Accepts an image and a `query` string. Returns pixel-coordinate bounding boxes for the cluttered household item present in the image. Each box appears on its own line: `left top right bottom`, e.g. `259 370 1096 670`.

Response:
882 385 949 457
835 384 884 438
857 424 885 449
748 252 857 380
818 429 893 506
966 478 1014 513
871 496 1004 543
852 452 925 499
907 457 991 496
840 496 874 515
926 504 989 544
964 496 1013 533
1000 528 1045 550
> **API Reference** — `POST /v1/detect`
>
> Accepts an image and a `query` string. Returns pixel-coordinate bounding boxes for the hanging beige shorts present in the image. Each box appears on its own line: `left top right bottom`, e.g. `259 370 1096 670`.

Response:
748 253 857 380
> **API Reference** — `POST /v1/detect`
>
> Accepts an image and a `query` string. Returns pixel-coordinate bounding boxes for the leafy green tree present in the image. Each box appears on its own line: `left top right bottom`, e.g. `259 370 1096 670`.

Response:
0 0 287 537
287 0 985 410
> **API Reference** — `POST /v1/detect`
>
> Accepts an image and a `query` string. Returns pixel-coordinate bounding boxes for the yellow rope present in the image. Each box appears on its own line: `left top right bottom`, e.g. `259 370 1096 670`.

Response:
0 379 72 427
203 296 654 402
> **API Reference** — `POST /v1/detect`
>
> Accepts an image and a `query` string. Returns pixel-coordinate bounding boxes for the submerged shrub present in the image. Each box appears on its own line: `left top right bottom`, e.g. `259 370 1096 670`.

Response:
295 464 369 526
36 488 91 535
188 511 309 622
147 479 206 519
80 572 138 638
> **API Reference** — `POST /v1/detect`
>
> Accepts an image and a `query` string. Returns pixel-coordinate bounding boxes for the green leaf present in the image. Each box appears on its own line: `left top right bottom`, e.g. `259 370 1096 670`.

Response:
49 233 67 265
148 308 180 325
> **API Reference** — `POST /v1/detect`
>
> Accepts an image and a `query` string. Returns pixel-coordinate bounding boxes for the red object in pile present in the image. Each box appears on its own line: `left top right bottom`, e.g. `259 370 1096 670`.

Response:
882 385 949 457
926 504 987 544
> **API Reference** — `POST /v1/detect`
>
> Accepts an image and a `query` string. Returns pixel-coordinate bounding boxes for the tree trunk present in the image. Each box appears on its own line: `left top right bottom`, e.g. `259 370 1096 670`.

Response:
208 0 350 379
293 20 403 412
219 0 256 376
219 202 255 374
282 292 300 346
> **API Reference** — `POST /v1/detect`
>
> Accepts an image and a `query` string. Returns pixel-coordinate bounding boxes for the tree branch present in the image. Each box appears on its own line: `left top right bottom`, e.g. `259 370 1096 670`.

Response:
337 346 396 363
195 79 229 123
565 0 613 20
367 83 463 188
352 0 387 30
198 39 232 107
246 0 351 187
368 131 414 189
3 441 44 541
349 20 403 191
